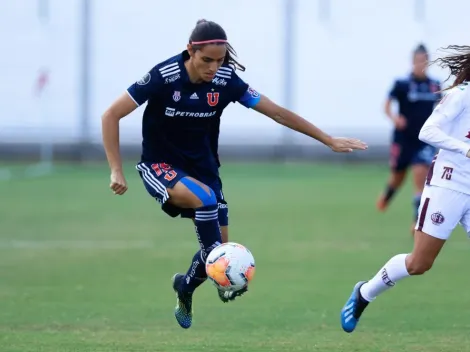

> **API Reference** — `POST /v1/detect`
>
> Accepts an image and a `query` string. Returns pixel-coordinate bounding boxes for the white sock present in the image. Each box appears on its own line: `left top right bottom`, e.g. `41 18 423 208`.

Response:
359 253 410 302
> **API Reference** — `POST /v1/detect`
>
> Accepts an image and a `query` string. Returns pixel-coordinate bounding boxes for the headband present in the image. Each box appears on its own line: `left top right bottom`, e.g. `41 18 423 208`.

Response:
191 39 227 45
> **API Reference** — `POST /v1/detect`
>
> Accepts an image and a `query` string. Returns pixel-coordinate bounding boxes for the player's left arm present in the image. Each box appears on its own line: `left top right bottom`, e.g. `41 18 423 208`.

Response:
237 87 367 153
419 87 470 157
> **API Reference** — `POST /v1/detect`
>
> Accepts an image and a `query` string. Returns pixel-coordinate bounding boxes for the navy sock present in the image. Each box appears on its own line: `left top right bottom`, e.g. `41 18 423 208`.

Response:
180 250 207 293
413 194 421 220
181 205 221 294
384 185 397 203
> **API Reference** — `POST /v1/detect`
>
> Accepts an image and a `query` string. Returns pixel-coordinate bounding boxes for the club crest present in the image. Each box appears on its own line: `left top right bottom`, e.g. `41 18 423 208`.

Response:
207 92 219 107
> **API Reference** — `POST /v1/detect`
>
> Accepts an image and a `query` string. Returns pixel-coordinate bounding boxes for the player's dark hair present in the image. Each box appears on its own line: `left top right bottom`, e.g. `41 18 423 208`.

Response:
413 43 428 58
189 19 245 72
432 45 470 90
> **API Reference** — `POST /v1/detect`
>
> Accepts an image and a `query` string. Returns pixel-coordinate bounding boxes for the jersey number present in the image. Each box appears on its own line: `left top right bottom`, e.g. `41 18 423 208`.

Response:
151 163 177 181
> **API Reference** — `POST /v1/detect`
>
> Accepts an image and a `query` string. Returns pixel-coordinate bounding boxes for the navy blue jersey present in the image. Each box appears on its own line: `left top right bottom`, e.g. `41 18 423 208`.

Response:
389 75 441 141
127 50 260 184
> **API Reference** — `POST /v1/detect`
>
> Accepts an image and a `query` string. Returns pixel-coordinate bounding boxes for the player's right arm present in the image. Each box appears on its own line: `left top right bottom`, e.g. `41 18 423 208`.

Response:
384 80 407 130
419 87 470 157
101 68 162 195
102 93 138 195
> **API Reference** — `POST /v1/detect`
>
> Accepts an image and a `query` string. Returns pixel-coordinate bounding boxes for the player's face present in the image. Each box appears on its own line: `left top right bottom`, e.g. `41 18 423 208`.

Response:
191 44 226 82
413 52 428 77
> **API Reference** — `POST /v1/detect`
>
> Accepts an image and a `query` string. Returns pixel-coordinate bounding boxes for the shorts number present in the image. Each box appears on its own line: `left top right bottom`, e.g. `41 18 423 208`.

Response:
151 163 178 181
164 170 177 181
151 164 162 176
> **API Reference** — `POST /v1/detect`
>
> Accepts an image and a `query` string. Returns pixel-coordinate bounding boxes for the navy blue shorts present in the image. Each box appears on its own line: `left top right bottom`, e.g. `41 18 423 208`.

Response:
390 142 436 172
136 162 229 226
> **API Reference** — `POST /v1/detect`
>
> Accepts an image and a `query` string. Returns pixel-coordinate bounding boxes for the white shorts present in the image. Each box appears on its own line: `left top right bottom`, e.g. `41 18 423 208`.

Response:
415 185 470 240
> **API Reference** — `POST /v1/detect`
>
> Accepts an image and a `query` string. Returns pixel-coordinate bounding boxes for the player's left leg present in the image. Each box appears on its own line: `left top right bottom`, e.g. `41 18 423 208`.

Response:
410 144 436 234
377 142 410 211
460 205 470 244
341 185 464 333
220 225 228 243
213 195 248 303
205 180 247 302
341 230 444 333
410 164 429 233
217 187 229 244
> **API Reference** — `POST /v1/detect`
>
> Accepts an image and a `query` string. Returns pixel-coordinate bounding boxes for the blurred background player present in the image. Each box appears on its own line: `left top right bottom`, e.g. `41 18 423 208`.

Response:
378 44 442 233
101 19 367 329
340 45 470 334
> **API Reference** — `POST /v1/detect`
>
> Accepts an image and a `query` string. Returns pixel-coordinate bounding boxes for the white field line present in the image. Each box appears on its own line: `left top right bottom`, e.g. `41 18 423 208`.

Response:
0 239 156 250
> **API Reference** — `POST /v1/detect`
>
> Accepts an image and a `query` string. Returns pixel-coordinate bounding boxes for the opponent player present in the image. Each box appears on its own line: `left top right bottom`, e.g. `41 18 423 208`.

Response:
101 19 367 329
378 44 441 233
340 45 470 333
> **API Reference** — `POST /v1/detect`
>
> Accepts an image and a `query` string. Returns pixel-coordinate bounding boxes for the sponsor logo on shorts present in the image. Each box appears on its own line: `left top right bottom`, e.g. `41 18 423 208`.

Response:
431 212 445 225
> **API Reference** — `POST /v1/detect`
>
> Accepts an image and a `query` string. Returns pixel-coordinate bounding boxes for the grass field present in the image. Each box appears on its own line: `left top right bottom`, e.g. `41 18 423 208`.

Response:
1 162 470 352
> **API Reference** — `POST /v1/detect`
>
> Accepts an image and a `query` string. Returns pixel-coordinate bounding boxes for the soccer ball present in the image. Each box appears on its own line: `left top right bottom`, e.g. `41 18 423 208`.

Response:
205 242 256 292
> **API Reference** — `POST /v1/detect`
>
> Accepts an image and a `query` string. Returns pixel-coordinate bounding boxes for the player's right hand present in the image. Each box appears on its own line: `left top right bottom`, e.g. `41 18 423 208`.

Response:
328 137 368 153
393 115 407 130
110 170 128 195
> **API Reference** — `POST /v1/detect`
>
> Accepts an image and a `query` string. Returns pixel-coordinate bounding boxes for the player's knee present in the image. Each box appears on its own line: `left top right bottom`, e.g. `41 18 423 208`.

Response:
179 177 217 208
406 254 434 275
199 187 217 207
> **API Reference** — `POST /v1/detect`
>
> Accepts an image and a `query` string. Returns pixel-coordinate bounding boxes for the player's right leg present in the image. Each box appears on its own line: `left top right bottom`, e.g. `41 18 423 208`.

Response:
136 162 221 329
342 185 464 333
376 142 409 211
168 178 226 328
180 179 230 243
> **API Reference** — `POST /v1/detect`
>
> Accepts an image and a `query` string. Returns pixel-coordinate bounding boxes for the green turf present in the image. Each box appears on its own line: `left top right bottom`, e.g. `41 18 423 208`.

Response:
1 162 470 352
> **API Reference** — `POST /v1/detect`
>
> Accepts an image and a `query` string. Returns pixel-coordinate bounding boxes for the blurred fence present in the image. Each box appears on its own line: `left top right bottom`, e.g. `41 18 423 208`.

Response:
1 0 469 162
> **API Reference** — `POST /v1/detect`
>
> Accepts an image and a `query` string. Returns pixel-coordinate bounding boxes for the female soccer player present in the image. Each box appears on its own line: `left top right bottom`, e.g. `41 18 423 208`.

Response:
377 44 441 233
341 45 470 333
101 19 367 329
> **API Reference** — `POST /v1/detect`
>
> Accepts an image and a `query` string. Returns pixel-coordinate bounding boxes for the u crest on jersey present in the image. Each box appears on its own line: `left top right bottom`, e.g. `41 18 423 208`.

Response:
207 92 219 107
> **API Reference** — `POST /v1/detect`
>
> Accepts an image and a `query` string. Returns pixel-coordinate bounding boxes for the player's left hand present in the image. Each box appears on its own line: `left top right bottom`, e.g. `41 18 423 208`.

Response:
328 137 368 153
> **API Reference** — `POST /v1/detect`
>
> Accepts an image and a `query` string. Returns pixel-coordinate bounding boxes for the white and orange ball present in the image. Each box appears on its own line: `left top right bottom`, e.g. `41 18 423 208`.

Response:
205 242 255 292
